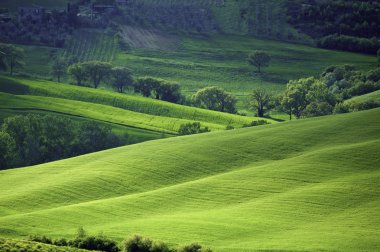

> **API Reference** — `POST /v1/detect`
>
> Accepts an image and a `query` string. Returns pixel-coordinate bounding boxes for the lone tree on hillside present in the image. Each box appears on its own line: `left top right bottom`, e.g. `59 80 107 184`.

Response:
0 43 24 75
68 63 87 86
250 89 273 117
51 58 66 82
111 67 134 93
82 61 112 88
193 86 237 114
247 51 270 73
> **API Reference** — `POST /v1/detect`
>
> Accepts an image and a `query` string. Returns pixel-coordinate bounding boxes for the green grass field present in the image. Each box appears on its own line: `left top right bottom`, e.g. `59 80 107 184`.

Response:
0 108 379 251
0 75 270 129
346 90 380 104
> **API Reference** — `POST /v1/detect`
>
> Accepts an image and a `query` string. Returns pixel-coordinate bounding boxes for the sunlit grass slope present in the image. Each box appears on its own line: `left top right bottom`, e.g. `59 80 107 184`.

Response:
0 92 231 133
0 109 379 251
0 75 266 129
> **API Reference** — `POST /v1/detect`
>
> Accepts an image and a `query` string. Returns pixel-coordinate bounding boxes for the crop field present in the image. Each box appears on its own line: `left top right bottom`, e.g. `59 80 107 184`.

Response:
0 75 268 127
61 29 118 63
0 109 379 251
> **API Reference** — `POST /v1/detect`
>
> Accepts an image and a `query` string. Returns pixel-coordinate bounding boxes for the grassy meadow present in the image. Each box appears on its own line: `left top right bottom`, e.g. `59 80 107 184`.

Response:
0 108 379 251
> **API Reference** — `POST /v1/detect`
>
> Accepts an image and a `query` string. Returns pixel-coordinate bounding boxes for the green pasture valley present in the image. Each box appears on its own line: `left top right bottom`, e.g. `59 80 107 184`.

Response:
0 1 379 251
0 109 379 251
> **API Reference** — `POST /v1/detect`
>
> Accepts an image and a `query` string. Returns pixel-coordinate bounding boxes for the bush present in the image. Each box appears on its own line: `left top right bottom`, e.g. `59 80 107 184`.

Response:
178 122 210 135
123 235 153 252
179 243 212 252
69 236 120 252
242 120 270 128
28 235 53 245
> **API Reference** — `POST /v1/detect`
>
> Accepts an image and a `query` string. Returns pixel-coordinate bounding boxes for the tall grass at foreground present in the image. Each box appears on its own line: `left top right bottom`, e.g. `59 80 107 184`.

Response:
0 109 379 251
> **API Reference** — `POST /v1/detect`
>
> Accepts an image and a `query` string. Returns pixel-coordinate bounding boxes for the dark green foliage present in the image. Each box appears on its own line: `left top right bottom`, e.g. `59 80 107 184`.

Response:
178 122 210 136
0 130 16 169
0 43 24 75
29 235 53 245
82 61 113 89
247 51 271 73
51 58 67 82
193 86 237 114
279 66 380 119
0 6 76 48
68 63 87 86
123 235 153 252
69 236 120 252
178 243 212 252
242 120 270 128
135 77 183 103
112 67 134 93
317 34 380 54
0 114 122 169
250 89 273 117
287 0 380 54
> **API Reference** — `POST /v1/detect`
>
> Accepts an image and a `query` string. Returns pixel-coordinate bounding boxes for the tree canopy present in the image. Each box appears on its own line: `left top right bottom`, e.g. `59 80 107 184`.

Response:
193 86 237 114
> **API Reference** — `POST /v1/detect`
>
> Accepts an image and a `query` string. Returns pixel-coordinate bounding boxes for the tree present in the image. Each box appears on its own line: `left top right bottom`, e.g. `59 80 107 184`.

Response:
250 89 273 117
111 67 133 93
0 49 6 71
134 77 161 98
51 58 66 82
0 43 24 75
377 48 380 67
247 51 270 73
0 131 16 169
193 86 237 114
82 61 112 88
68 63 87 86
280 77 314 120
156 81 182 103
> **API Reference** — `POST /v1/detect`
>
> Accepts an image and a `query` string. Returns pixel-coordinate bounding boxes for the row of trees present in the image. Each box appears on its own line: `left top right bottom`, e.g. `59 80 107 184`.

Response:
0 114 123 170
249 66 380 120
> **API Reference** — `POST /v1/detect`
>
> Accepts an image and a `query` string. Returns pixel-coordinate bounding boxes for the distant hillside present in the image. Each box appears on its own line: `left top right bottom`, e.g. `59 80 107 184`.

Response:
0 108 379 251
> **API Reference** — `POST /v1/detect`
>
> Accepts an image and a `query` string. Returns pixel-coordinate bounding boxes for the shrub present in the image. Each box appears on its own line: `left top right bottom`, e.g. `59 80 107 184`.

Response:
178 122 210 135
69 236 120 252
28 235 53 245
242 120 270 128
123 235 153 252
179 243 212 252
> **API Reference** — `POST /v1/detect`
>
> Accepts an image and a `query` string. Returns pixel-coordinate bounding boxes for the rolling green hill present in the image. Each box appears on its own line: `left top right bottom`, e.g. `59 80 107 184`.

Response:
0 75 270 130
0 108 379 251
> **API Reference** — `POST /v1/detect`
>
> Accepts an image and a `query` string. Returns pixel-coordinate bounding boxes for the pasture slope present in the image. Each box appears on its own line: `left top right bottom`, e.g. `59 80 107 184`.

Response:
0 75 271 132
0 108 379 251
